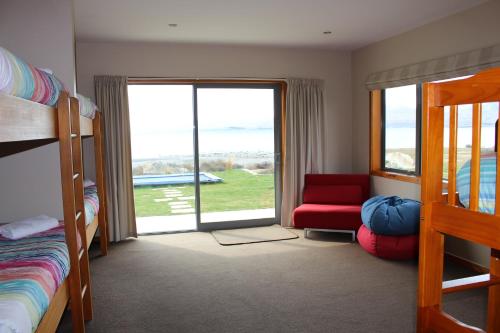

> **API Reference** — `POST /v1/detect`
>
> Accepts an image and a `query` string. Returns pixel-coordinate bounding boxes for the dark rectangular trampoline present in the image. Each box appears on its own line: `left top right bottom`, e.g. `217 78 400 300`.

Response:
133 172 223 187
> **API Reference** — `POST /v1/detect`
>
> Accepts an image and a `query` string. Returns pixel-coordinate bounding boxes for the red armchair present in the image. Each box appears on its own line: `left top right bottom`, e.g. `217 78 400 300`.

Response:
292 174 370 240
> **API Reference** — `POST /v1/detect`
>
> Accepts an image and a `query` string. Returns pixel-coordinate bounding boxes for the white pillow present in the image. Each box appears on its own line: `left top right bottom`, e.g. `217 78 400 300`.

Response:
0 215 59 240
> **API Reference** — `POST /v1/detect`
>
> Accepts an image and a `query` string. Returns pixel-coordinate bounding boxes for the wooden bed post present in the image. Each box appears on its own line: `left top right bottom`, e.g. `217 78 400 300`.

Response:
93 112 109 256
491 109 500 332
417 82 445 332
447 105 458 206
488 249 500 332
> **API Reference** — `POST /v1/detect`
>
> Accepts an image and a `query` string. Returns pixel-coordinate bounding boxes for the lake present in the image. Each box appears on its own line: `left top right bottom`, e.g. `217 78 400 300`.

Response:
131 128 275 159
386 126 496 149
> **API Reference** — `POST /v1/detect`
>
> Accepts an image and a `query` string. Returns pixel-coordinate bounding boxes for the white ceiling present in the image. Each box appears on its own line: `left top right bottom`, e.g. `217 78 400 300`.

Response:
74 0 486 50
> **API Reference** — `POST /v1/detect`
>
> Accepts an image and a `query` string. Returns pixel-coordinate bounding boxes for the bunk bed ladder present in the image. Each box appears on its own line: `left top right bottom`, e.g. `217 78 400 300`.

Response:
58 92 93 333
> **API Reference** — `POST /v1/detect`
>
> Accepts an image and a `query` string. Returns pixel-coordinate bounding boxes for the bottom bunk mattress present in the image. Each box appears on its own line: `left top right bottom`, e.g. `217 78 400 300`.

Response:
0 224 71 333
84 185 99 226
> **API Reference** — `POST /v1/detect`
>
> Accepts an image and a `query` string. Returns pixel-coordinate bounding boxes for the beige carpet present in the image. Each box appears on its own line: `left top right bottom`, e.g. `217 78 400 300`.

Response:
211 224 299 245
56 231 487 333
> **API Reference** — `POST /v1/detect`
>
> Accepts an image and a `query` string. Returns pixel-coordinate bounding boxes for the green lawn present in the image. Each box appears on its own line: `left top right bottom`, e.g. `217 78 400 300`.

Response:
133 169 275 217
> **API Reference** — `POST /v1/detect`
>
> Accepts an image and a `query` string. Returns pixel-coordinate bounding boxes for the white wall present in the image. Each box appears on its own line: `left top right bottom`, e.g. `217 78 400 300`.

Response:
0 0 76 95
0 0 76 221
75 42 353 173
352 0 500 267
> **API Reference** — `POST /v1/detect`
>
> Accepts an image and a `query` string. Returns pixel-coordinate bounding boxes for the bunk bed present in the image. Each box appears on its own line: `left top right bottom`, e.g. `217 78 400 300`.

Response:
0 91 108 333
418 68 500 332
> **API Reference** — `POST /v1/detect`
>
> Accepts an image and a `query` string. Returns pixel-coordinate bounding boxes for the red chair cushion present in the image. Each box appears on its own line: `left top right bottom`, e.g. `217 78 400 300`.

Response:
293 204 362 230
304 174 370 202
303 185 363 205
357 225 419 260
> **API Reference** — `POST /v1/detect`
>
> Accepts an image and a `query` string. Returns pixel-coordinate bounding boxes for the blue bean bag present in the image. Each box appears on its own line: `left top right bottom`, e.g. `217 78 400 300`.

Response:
361 195 421 236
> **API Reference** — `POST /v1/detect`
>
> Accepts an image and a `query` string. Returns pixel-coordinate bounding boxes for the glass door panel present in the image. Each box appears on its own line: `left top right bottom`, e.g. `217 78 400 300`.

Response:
128 84 196 234
195 87 278 225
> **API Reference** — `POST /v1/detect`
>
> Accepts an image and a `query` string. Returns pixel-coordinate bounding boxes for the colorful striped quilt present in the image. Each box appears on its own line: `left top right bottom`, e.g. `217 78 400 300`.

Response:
456 155 496 214
0 46 99 118
0 224 71 333
0 47 64 107
84 185 99 226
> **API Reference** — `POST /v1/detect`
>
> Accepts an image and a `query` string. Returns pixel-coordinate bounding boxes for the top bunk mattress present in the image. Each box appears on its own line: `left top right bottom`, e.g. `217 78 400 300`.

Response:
0 224 72 333
456 154 496 214
0 46 97 118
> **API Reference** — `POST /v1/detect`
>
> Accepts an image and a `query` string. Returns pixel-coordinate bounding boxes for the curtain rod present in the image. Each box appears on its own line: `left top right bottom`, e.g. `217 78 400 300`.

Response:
127 77 287 83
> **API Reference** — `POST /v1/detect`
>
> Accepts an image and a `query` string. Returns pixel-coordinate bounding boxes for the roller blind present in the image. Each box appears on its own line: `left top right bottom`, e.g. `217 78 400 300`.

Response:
365 43 500 90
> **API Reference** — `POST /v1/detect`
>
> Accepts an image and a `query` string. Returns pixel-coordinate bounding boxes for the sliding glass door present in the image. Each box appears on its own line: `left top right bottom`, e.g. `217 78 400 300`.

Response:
128 85 196 234
195 85 281 230
128 82 282 233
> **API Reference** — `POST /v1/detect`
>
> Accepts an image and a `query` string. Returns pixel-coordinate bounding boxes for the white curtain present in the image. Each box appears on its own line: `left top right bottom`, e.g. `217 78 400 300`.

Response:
94 76 137 242
281 78 325 227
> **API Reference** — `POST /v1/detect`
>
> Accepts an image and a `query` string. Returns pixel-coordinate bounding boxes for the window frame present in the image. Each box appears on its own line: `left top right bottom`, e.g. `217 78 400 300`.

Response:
127 78 287 231
380 84 422 176
369 87 421 184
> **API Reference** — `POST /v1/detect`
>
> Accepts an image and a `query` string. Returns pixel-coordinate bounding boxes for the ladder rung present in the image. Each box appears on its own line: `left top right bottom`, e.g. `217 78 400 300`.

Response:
73 173 80 180
81 284 87 299
71 133 78 138
442 273 500 294
78 248 84 260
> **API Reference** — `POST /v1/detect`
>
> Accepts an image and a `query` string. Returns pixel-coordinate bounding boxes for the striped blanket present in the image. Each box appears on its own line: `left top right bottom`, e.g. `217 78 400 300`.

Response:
0 224 71 333
84 185 99 226
456 155 496 214
0 46 98 118
0 47 64 107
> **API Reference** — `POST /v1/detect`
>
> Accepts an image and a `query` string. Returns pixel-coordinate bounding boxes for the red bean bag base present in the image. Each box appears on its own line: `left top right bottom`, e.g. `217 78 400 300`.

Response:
357 225 418 260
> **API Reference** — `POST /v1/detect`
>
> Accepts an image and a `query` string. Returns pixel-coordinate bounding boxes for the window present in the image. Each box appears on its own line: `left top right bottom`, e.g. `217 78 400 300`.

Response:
370 75 497 184
381 84 421 175
370 85 421 183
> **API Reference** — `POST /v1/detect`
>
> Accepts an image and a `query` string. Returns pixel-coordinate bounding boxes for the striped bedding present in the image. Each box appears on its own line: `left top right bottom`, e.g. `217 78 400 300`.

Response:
0 47 64 107
0 224 72 333
456 155 496 214
0 46 98 118
84 185 99 226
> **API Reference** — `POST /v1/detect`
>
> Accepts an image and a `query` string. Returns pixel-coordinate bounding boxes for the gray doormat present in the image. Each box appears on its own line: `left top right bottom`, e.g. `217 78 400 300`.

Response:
211 224 299 246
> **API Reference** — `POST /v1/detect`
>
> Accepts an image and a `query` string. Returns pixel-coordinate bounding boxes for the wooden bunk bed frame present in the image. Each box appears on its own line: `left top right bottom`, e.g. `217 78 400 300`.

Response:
0 91 109 333
418 68 500 332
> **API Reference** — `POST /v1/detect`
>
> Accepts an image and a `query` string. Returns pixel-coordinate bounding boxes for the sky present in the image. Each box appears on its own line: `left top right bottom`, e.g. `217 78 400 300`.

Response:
385 84 417 128
127 85 275 158
128 85 193 133
128 85 274 133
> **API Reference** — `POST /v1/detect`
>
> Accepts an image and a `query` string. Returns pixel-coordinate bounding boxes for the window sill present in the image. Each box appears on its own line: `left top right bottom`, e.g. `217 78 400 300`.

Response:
370 169 421 184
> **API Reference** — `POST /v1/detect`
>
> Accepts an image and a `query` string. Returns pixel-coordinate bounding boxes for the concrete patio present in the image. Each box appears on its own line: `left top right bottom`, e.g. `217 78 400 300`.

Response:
136 208 275 234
